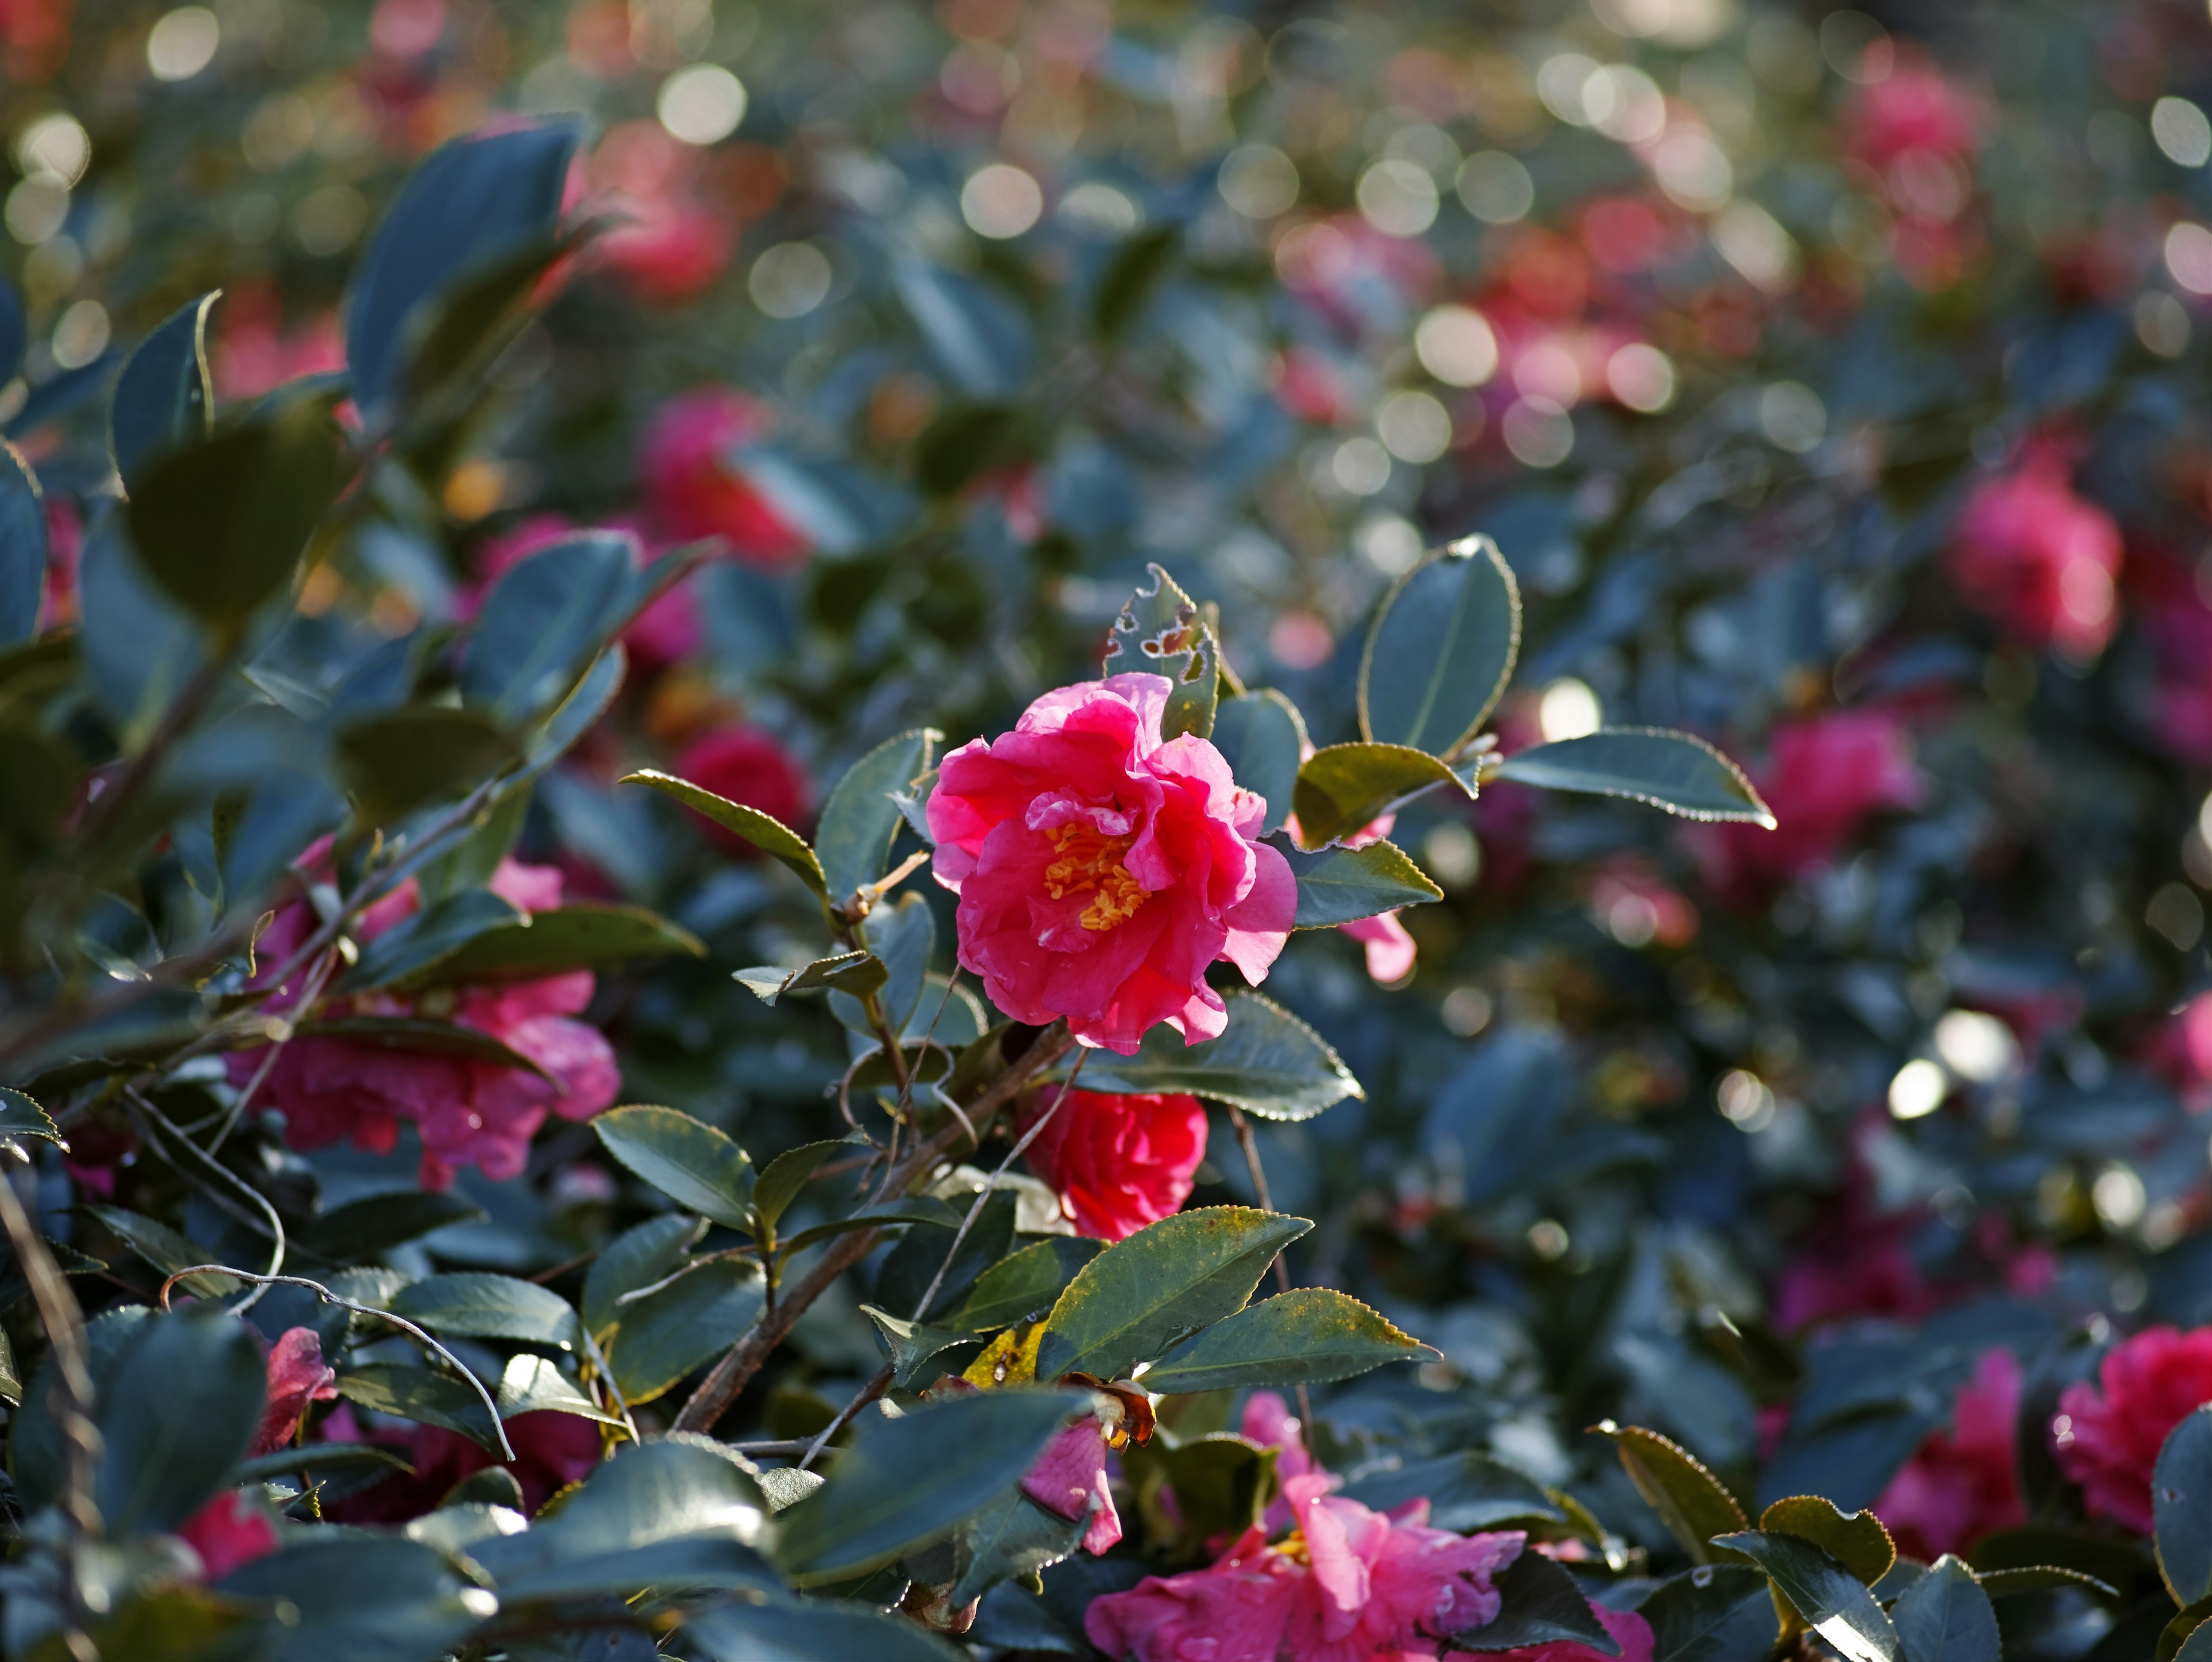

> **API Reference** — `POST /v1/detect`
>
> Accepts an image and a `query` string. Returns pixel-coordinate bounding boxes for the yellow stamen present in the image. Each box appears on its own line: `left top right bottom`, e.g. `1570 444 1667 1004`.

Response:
1043 823 1150 932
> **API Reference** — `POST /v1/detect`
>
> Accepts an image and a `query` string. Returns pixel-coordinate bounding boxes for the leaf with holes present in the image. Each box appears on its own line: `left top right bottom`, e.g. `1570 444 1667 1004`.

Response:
1103 563 1217 741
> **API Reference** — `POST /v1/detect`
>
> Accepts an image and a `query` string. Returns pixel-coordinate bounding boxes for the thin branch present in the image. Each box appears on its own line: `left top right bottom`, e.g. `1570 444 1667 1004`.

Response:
797 1362 892 1471
123 1088 286 1312
1226 1103 1309 1425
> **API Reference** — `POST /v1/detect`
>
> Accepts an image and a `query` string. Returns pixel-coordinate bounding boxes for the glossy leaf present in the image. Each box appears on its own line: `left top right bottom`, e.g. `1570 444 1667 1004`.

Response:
752 1137 865 1237
217 1534 490 1662
110 291 216 491
75 509 205 739
2159 1406 2212 1605
334 889 523 995
97 1307 266 1534
1122 1433 1278 1544
1762 1493 1896 1585
0 1085 61 1146
775 1195 966 1256
1291 743 1475 850
1448 1549 1619 1653
495 1353 623 1425
623 767 829 898
1138 1287 1431 1394
685 1601 969 1662
82 1205 236 1297
1103 563 1217 741
334 1362 501 1450
1339 1452 1567 1533
294 1190 486 1262
816 726 940 903
1600 1422 1748 1565
401 903 704 987
1359 534 1520 758
1491 729 1774 825
946 1484 1090 1607
604 1257 766 1404
862 1304 984 1390
390 1272 582 1349
1713 1530 1900 1662
1076 991 1362 1120
1278 836 1442 928
1893 1555 2000 1662
583 1212 706 1338
1037 1206 1312 1382
592 1105 756 1232
0 440 46 645
460 531 638 724
1639 1565 1779 1662
1210 690 1306 836
950 1236 1104 1332
738 950 888 1006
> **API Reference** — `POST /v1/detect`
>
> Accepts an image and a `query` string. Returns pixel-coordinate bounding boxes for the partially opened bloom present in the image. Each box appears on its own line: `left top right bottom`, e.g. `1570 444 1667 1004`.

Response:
2055 1325 2212 1532
179 1491 281 1578
253 1327 339 1457
1019 1087 1207 1241
1876 1348 2024 1559
1022 1416 1125 1554
929 674 1296 1054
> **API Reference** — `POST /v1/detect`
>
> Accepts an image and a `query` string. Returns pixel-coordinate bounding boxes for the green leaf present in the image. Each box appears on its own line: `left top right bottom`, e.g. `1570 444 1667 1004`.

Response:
1449 1548 1619 1653
294 1189 486 1262
401 902 705 987
1762 1494 1895 1585
946 1484 1090 1606
774 1387 1077 1581
1639 1564 1779 1662
292 1016 548 1078
0 441 47 645
604 1257 765 1404
12 1306 149 1515
1713 1530 1900 1662
753 1137 866 1238
2181 1623 2212 1662
1359 533 1520 758
2174 1604 2212 1662
82 1205 235 1297
399 229 584 419
1339 1452 1567 1532
816 728 941 904
125 400 348 641
1291 743 1475 850
334 888 524 995
775 1196 967 1256
949 1236 1104 1332
623 767 828 899
583 1212 706 1338
1076 990 1362 1121
1599 1422 1748 1566
334 1362 501 1450
914 403 1020 497
1122 1432 1278 1543
110 291 217 493
2160 1407 2212 1605
0 1085 61 1146
1211 690 1306 837
592 1104 756 1232
1972 1565 2120 1600
230 1443 416 1487
495 1353 623 1426
97 1307 266 1534
838 890 933 1033
1138 1287 1431 1394
1094 224 1180 340
215 1534 490 1661
1278 836 1442 928
685 1602 970 1662
738 951 888 1006
1491 729 1774 826
461 531 638 724
347 120 580 423
1893 1555 1999 1662
389 1271 582 1349
861 1304 984 1390
1103 563 1217 741
1037 1206 1311 1383
335 704 519 826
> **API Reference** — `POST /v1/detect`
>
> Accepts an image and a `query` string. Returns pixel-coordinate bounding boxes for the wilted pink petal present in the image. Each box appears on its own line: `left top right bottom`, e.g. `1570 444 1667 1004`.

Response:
1021 1418 1123 1554
251 1327 339 1457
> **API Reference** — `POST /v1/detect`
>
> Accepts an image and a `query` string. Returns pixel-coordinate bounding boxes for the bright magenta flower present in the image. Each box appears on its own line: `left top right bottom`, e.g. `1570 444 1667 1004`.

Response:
1948 451 2122 658
2056 1326 2212 1532
1021 1417 1124 1554
640 388 809 568
1018 1087 1207 1242
1699 711 1922 896
929 674 1296 1054
1875 1348 2024 1560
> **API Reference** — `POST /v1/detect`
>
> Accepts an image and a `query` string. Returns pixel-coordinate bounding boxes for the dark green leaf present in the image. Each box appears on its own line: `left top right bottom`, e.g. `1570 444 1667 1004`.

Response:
1210 690 1306 837
2159 1406 2212 1605
1762 1493 1896 1585
97 1307 266 1534
75 509 204 739
815 728 940 904
389 1271 582 1349
12 1305 150 1514
82 1205 236 1297
230 1443 415 1487
1640 1565 1779 1662
110 291 216 492
216 1534 489 1662
623 767 828 898
1492 729 1774 826
753 1137 867 1237
605 1258 765 1404
1600 1422 1748 1566
335 703 518 825
947 1484 1090 1606
461 531 637 724
495 1353 623 1426
775 1387 1077 1580
1893 1555 1999 1662
400 230 583 417
293 1015 548 1077
1094 225 1180 340
0 440 46 645
1359 533 1520 758
1340 1452 1567 1532
1122 1432 1277 1543
1291 743 1476 850
334 1362 501 1450
1037 1206 1311 1382
1103 563 1217 741
1076 991 1362 1121
2181 1622 2212 1662
347 121 580 422
1713 1530 1900 1662
294 1189 486 1262
1279 836 1442 928
841 891 933 1033
1139 1286 1431 1394
685 1601 970 1662
1972 1565 2119 1600
592 1104 756 1232
738 951 888 1006
861 1304 984 1390
126 400 347 640
584 1213 706 1338
0 277 21 384
914 402 1020 497
1448 1548 1619 1653
950 1236 1104 1332
334 888 523 995
775 1196 966 1256
400 902 704 987
0 1085 61 1146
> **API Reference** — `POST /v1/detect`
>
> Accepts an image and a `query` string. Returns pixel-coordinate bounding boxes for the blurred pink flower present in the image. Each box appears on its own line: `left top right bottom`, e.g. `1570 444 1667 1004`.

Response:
588 122 738 305
211 286 346 403
1843 58 1983 172
929 674 1295 1054
2055 1325 2212 1533
1697 711 1921 897
1948 451 2122 658
641 388 809 568
321 1404 603 1522
670 725 813 850
1875 1349 2024 1561
1018 1087 1207 1242
178 1491 280 1578
471 513 702 673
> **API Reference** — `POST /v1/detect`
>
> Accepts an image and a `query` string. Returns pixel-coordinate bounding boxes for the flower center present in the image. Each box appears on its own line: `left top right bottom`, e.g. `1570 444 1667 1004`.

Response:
1043 823 1150 932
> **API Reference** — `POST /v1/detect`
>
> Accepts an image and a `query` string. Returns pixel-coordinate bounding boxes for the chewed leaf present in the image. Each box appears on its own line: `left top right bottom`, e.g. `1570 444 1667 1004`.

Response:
1491 728 1774 826
1104 563 1217 741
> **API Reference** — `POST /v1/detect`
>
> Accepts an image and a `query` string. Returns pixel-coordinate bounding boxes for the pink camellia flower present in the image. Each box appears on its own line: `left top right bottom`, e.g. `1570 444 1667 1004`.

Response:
1086 1471 1522 1662
671 725 814 850
1018 1087 1207 1242
253 1327 340 1457
321 1404 603 1523
641 388 809 569
2055 1326 2212 1533
178 1491 281 1578
589 122 738 306
2127 551 2212 766
1875 1349 2025 1561
929 674 1296 1054
229 849 622 1190
1842 56 1983 173
1697 711 1921 899
1948 450 2123 658
1022 1416 1124 1554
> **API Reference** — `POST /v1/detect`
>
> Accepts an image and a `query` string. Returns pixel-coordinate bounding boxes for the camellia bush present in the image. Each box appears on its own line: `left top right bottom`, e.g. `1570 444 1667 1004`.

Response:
10 0 2212 1659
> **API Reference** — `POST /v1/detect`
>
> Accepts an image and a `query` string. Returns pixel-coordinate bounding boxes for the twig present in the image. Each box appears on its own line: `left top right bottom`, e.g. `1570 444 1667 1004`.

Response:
577 1324 638 1445
123 1088 286 1313
797 1363 892 1472
155 1266 514 1462
1226 1103 1310 1426
203 947 339 1154
671 1020 1075 1434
